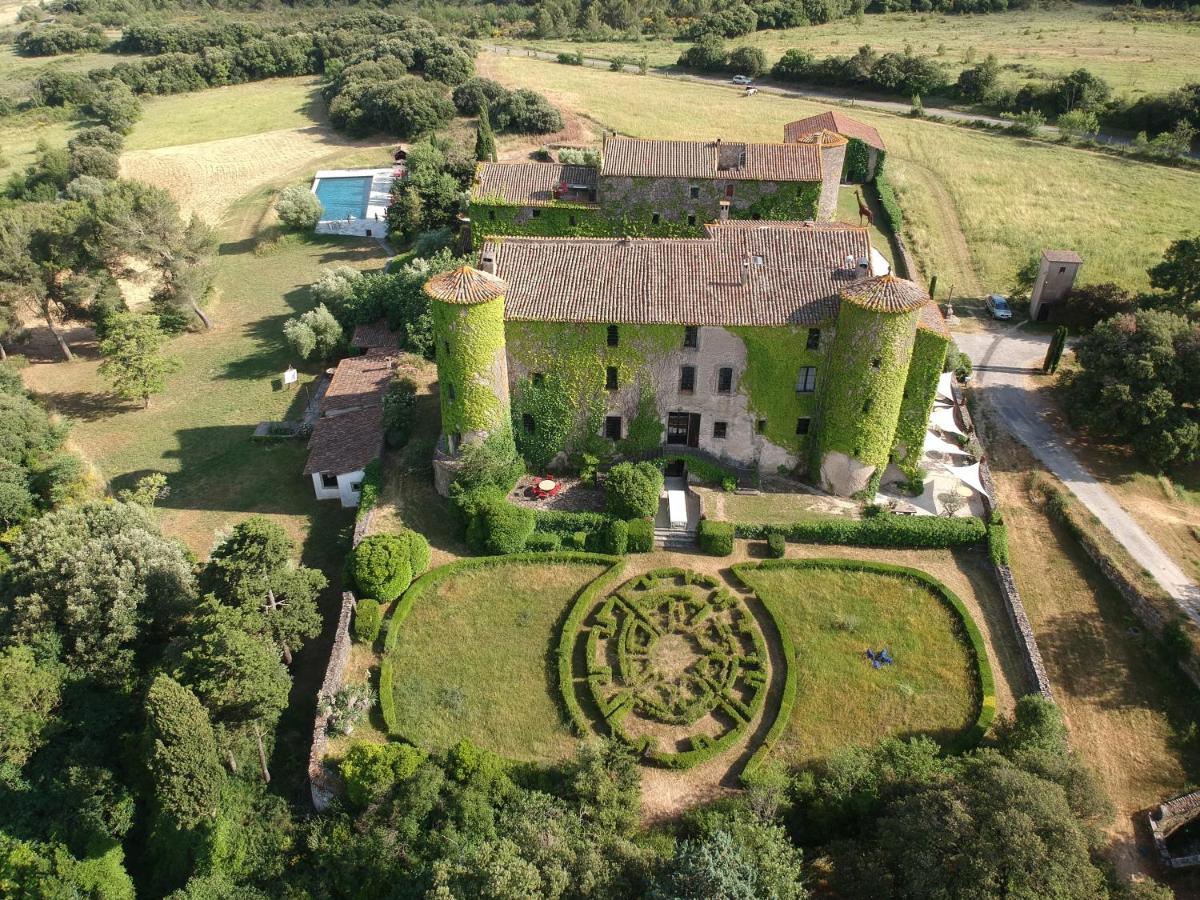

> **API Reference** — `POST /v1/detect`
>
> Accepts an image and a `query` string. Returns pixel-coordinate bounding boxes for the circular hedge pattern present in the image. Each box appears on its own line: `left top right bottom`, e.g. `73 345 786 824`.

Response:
581 568 768 769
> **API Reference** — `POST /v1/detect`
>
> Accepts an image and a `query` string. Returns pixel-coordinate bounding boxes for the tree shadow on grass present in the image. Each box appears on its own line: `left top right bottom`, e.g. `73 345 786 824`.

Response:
33 388 134 422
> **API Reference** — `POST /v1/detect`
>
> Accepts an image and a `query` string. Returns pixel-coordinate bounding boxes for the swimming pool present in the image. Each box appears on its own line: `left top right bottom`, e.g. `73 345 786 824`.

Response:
314 176 372 221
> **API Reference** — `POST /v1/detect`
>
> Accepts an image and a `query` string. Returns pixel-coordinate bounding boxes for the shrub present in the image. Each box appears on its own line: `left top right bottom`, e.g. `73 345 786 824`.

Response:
477 497 535 554
340 741 426 809
766 532 786 559
68 145 119 181
698 520 734 556
353 598 382 643
352 534 414 602
602 519 629 555
727 46 767 78
525 531 562 551
397 528 431 577
605 461 664 519
987 522 1010 566
276 184 323 230
491 88 563 134
451 76 508 115
567 531 590 550
626 519 653 553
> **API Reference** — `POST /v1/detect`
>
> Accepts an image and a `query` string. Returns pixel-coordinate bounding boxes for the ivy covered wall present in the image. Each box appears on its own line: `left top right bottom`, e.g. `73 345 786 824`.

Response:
729 324 830 467
600 175 823 228
812 302 918 496
431 294 511 445
892 327 950 483
468 198 704 248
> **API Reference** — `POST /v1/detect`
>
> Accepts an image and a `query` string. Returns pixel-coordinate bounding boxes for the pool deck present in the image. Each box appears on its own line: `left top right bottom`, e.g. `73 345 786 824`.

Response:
312 168 395 237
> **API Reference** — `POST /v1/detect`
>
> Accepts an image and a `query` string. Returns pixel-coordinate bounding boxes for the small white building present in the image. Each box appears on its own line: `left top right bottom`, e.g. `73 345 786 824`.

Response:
303 406 383 508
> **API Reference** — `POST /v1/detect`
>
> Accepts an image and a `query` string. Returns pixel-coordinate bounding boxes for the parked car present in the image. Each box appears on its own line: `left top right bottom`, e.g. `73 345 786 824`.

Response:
731 75 754 85
986 294 1013 320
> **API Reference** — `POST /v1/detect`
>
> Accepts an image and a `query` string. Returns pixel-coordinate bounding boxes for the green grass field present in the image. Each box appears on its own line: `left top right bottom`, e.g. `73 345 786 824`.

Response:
739 565 978 763
481 54 1200 296
512 3 1200 100
385 561 610 760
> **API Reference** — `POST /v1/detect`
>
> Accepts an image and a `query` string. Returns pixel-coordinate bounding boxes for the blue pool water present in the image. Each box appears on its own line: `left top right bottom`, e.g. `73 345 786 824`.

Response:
314 176 372 220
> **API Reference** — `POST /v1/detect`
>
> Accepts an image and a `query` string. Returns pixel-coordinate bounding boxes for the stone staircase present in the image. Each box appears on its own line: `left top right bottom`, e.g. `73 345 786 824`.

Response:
654 524 697 550
655 476 699 549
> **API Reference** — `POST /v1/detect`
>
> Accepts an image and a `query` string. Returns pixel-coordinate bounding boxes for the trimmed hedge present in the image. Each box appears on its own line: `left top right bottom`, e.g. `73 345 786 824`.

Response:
353 598 382 643
352 534 413 602
766 532 786 559
987 521 1010 567
734 512 985 548
380 552 623 737
533 508 612 535
626 518 653 553
355 458 382 522
605 461 664 519
736 558 996 759
602 519 628 555
477 497 535 554
698 519 734 556
525 531 562 551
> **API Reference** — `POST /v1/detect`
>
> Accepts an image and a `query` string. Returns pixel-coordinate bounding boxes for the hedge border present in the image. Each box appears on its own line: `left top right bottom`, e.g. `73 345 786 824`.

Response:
733 557 996 765
379 551 622 737
733 513 986 548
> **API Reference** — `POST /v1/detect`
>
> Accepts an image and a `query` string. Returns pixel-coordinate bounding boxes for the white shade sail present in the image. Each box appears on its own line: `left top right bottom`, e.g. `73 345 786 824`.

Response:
923 430 965 458
949 461 988 497
936 372 956 403
930 405 966 437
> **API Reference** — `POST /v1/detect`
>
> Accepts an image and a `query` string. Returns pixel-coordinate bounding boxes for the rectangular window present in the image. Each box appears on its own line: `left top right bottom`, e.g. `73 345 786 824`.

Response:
447 383 456 401
679 366 696 393
687 214 697 226
725 184 735 198
1059 266 1066 274
690 185 700 199
607 324 619 347
717 367 733 393
756 419 767 434
651 212 661 225
522 413 535 433
713 421 727 439
683 326 698 349
604 416 622 440
350 481 362 493
530 208 541 218
796 367 817 393
605 366 618 390
796 417 811 435
806 328 821 350
569 215 577 226
320 472 338 489
487 210 496 221
532 372 545 386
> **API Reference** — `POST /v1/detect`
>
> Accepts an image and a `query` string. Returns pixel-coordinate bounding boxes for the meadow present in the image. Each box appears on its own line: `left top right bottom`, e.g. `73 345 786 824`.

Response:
738 564 979 763
384 560 611 761
512 3 1200 100
479 53 1200 298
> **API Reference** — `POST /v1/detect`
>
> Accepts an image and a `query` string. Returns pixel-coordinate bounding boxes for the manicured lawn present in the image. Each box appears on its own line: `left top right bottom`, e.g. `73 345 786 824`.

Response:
479 54 1200 297
718 491 857 526
510 4 1200 100
738 564 978 763
385 561 611 761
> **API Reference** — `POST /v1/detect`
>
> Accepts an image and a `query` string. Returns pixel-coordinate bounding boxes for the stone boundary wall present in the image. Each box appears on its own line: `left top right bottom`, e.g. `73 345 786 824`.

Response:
308 507 374 810
954 381 1054 701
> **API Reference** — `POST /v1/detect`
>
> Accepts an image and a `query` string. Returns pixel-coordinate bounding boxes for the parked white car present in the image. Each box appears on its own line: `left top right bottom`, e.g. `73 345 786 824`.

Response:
731 75 754 85
986 294 1013 320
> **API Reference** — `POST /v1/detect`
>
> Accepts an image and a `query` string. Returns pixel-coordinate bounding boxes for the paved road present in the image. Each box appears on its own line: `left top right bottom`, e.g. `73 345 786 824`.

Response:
481 43 1195 154
955 325 1200 621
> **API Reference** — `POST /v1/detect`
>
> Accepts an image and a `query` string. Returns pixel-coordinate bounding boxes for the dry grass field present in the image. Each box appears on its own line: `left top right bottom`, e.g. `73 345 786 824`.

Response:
479 53 1200 298
513 3 1200 100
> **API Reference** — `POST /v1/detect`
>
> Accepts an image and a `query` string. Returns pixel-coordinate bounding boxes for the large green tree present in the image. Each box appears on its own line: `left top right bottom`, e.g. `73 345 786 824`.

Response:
1148 234 1200 316
2 501 195 680
143 675 225 830
98 312 181 408
203 516 325 665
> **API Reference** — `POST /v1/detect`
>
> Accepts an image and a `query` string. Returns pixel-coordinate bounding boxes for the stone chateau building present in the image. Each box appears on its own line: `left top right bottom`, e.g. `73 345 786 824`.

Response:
465 126 850 244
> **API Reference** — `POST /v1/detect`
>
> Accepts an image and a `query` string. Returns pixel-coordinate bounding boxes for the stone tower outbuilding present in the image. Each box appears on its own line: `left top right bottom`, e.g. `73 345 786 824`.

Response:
1030 250 1083 322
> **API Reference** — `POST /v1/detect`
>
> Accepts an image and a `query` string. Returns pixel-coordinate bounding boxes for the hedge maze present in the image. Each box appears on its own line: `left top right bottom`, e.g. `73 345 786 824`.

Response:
576 568 772 769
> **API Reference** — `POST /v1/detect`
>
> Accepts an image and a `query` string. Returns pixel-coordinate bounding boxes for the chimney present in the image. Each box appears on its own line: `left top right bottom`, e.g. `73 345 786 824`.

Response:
479 247 497 274
740 256 752 286
456 212 472 257
718 200 731 222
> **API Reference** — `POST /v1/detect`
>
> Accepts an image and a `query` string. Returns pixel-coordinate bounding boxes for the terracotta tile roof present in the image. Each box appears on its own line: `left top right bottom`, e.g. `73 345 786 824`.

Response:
473 162 598 207
840 274 930 313
423 265 508 305
350 320 399 350
1043 249 1083 263
303 406 382 476
482 222 872 327
321 350 394 414
600 136 823 182
918 299 950 337
784 111 886 151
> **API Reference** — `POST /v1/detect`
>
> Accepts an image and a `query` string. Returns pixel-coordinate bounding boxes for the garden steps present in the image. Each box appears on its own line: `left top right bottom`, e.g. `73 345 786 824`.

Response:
654 526 697 549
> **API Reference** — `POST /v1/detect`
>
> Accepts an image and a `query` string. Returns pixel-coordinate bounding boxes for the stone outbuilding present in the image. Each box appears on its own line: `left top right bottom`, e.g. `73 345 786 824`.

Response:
784 111 887 183
1030 249 1083 322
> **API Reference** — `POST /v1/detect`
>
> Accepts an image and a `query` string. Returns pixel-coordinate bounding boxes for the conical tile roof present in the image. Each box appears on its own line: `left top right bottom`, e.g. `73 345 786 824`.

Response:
839 274 929 313
423 265 507 304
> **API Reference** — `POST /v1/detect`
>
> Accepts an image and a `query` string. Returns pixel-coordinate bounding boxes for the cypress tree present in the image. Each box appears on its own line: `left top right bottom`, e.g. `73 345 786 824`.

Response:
1043 325 1068 374
144 675 225 830
475 103 497 163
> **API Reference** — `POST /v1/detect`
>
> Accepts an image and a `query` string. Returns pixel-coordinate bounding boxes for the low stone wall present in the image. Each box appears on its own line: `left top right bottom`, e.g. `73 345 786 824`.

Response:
1150 790 1200 869
308 507 374 810
955 381 1054 701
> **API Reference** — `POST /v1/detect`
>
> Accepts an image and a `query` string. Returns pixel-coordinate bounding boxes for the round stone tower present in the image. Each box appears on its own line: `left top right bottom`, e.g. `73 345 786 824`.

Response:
422 265 513 495
812 274 929 497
